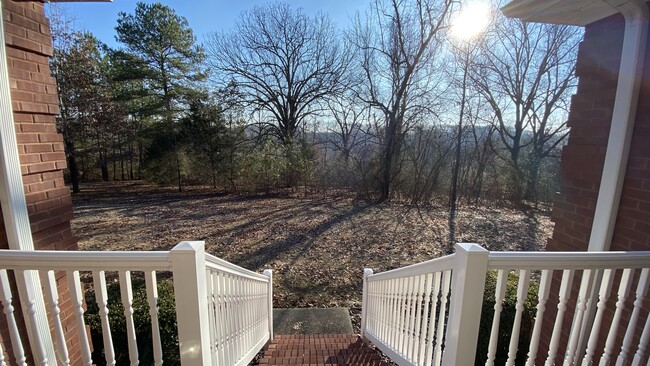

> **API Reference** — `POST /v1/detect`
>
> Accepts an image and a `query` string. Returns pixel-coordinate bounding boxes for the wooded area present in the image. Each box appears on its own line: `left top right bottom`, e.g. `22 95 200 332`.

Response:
49 0 581 212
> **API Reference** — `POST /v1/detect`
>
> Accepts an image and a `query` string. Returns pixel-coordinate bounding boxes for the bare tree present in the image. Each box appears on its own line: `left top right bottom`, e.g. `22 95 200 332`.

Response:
327 96 368 166
352 0 453 201
472 15 580 202
205 3 350 145
465 98 498 204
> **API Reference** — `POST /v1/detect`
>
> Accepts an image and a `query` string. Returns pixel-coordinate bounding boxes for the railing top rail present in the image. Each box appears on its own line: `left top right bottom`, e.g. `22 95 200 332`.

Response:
0 249 172 271
205 253 269 282
488 250 650 270
367 254 456 282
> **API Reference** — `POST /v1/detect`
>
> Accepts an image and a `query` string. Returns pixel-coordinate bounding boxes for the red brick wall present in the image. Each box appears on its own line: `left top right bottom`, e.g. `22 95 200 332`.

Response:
547 6 650 255
539 8 650 364
1 0 82 364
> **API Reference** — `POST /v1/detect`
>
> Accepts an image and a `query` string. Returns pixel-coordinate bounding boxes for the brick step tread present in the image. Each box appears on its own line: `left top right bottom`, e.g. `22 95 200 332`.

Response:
259 361 387 365
273 337 361 341
268 344 367 350
264 349 377 357
261 334 387 366
259 357 386 365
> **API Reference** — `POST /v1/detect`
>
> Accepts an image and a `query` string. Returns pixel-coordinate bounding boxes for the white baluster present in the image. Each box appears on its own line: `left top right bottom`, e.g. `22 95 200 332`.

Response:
0 270 27 366
118 271 139 366
206 272 217 366
145 271 163 366
67 270 93 365
616 268 649 366
581 269 615 366
411 275 424 363
93 271 116 365
401 277 415 359
371 280 378 338
231 275 238 362
545 269 575 366
379 280 386 340
0 335 5 366
225 274 235 364
506 269 531 366
16 270 48 365
526 269 552 366
232 276 240 360
237 277 245 359
395 277 406 350
425 272 442 366
391 278 400 349
249 279 255 348
487 270 508 366
42 271 70 365
218 273 228 366
368 283 377 334
213 272 225 366
384 280 390 343
632 302 650 365
391 278 404 351
242 279 248 352
600 268 634 365
434 270 451 366
418 273 432 365
564 269 594 366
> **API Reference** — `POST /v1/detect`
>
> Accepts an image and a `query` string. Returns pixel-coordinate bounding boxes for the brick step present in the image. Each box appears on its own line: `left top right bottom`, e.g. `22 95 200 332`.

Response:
260 334 389 366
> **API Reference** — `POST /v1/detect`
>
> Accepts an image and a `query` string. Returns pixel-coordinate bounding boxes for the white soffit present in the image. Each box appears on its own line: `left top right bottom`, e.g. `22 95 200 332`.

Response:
501 0 647 25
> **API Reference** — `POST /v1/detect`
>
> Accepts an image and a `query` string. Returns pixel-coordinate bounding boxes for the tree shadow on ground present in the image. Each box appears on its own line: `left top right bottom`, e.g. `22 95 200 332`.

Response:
235 202 372 269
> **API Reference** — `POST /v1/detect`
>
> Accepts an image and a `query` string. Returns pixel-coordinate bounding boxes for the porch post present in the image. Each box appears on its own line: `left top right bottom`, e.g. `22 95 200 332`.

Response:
441 243 489 366
0 2 56 362
360 268 373 339
263 269 274 340
170 241 212 366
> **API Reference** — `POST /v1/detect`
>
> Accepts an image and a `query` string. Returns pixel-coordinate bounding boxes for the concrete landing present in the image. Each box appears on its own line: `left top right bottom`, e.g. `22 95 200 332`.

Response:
273 308 354 335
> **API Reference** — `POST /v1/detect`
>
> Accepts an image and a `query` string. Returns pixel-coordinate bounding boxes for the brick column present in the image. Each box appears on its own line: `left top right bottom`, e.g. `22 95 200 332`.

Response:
541 8 650 364
1 0 82 364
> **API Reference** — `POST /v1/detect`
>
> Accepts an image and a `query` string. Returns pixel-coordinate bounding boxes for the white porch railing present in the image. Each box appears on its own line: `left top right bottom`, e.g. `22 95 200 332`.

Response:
0 241 273 366
361 243 650 366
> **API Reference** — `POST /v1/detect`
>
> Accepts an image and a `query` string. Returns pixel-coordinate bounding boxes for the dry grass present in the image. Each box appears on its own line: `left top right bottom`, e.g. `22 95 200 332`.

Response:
72 181 553 317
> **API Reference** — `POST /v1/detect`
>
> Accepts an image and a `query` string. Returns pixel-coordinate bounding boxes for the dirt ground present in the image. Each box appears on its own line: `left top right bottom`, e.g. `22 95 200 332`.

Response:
71 181 553 316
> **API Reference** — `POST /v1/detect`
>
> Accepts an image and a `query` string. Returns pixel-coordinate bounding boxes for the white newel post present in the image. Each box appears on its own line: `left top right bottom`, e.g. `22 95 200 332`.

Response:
441 243 489 366
263 269 274 340
171 241 212 366
360 268 373 339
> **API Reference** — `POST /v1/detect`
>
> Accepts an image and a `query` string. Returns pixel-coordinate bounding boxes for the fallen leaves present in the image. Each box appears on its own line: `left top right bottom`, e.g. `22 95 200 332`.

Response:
72 181 552 322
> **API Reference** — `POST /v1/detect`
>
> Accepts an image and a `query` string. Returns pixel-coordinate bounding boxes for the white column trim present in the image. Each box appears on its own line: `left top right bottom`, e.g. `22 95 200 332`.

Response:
588 0 649 251
0 2 56 362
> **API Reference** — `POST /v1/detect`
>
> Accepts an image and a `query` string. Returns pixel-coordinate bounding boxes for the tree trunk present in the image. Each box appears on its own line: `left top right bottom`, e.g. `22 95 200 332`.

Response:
380 114 398 202
129 143 134 180
449 53 469 252
64 139 80 194
120 147 125 180
524 154 542 203
100 152 109 181
138 141 144 179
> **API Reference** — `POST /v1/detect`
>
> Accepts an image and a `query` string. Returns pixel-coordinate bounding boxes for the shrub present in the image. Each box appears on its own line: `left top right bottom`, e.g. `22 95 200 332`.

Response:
475 270 539 366
84 278 180 365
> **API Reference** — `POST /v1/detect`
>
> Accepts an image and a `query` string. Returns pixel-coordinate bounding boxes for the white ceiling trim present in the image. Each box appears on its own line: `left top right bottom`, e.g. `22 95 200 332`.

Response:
501 0 648 25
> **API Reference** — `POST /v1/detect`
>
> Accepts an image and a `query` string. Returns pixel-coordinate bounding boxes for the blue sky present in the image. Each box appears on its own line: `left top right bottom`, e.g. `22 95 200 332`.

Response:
51 0 371 48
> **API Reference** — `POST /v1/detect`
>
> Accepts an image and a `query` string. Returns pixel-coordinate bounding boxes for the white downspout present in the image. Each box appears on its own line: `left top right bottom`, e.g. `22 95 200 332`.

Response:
0 2 56 363
575 1 649 361
587 0 649 252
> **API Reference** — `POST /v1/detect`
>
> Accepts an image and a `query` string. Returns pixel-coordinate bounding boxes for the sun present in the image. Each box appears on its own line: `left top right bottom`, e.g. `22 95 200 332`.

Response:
451 2 491 41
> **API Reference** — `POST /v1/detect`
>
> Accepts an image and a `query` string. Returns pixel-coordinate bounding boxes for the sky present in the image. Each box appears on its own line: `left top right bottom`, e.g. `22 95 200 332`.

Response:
51 0 372 48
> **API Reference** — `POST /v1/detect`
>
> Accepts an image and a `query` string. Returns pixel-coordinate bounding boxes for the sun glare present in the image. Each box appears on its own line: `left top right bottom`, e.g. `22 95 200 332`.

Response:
451 2 490 41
